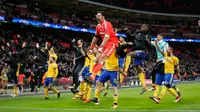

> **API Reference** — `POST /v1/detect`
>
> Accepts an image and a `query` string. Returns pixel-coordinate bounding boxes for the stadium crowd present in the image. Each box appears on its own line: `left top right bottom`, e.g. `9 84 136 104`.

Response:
0 0 200 39
0 0 199 94
0 22 199 93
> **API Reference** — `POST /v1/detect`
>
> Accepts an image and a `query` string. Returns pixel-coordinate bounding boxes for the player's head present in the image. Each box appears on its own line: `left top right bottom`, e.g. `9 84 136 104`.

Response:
77 39 83 46
50 56 56 63
166 46 173 55
96 11 105 23
156 34 163 41
140 24 149 32
119 37 125 43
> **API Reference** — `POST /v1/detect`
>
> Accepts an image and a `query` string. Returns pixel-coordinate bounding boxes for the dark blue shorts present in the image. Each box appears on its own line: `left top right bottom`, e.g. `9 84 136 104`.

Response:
98 70 118 87
44 77 53 86
155 73 174 87
134 51 146 66
82 66 90 77
118 57 125 69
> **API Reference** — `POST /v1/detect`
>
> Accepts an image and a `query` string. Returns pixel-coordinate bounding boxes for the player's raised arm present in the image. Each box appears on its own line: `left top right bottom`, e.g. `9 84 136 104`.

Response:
155 40 164 56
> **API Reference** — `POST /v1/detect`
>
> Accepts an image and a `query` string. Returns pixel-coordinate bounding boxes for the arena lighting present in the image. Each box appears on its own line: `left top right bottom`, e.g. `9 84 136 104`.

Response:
11 18 128 37
0 16 199 42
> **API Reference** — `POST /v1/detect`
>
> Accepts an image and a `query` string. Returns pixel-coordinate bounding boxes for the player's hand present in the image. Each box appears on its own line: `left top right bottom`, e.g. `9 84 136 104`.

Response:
155 39 159 44
198 20 200 26
127 42 133 46
53 78 56 81
72 39 76 43
6 43 10 47
36 43 39 48
89 46 94 53
98 46 103 53
1 45 4 50
124 28 129 31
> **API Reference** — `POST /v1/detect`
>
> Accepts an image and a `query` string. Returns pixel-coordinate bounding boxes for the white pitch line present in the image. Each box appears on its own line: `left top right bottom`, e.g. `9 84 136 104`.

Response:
0 107 200 112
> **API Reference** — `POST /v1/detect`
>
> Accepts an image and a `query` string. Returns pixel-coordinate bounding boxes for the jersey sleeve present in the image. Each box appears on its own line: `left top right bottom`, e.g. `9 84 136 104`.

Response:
95 25 100 36
173 57 179 65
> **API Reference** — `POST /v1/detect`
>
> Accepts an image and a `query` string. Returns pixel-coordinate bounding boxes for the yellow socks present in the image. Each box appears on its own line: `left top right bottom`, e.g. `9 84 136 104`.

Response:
114 94 118 104
105 83 110 93
44 88 48 98
79 82 86 95
13 86 18 95
51 87 59 94
95 89 101 99
124 55 131 72
154 85 159 98
159 86 167 100
119 73 124 84
86 84 92 100
168 88 178 97
139 73 147 89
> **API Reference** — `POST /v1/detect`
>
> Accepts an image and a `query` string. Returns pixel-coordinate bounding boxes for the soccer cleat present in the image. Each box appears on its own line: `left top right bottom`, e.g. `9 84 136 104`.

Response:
95 101 100 105
34 87 39 93
57 92 60 98
149 96 160 104
81 98 86 101
103 92 108 97
173 96 181 103
83 100 90 103
111 104 118 109
91 97 100 105
68 86 74 89
177 90 181 97
148 87 156 92
11 94 18 97
63 85 68 90
140 88 147 95
45 97 49 99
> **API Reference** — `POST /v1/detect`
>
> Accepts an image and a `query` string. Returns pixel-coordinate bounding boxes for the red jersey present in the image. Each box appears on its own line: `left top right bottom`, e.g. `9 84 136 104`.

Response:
95 20 118 46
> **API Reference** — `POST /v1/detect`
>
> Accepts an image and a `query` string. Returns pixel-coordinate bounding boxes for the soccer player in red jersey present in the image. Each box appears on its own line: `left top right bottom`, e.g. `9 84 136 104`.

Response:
87 11 118 82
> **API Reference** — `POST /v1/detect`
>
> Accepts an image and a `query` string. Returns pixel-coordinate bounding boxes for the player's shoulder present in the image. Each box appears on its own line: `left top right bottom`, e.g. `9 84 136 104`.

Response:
96 23 101 27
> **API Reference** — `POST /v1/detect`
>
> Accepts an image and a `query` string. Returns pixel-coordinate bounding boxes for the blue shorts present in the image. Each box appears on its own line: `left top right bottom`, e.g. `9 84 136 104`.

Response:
98 70 118 87
134 51 146 66
44 77 53 86
82 66 90 77
118 57 125 69
155 73 174 87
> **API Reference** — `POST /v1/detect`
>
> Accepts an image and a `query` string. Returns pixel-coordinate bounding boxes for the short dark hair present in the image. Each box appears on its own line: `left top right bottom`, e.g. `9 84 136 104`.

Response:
97 11 105 16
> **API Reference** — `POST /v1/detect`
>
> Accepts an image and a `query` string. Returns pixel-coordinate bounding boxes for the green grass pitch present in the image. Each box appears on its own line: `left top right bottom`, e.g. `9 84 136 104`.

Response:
0 82 200 112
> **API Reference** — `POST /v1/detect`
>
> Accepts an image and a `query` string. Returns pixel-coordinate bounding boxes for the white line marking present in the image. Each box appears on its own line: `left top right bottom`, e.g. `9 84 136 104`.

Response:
0 107 200 112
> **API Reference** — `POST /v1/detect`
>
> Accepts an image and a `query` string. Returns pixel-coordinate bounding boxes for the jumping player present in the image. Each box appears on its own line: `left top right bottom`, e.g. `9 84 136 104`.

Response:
87 11 118 82
123 24 152 95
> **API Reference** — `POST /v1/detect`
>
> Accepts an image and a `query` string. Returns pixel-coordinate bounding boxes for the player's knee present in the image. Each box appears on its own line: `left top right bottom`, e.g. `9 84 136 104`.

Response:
164 83 172 88
112 86 118 94
96 80 102 85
